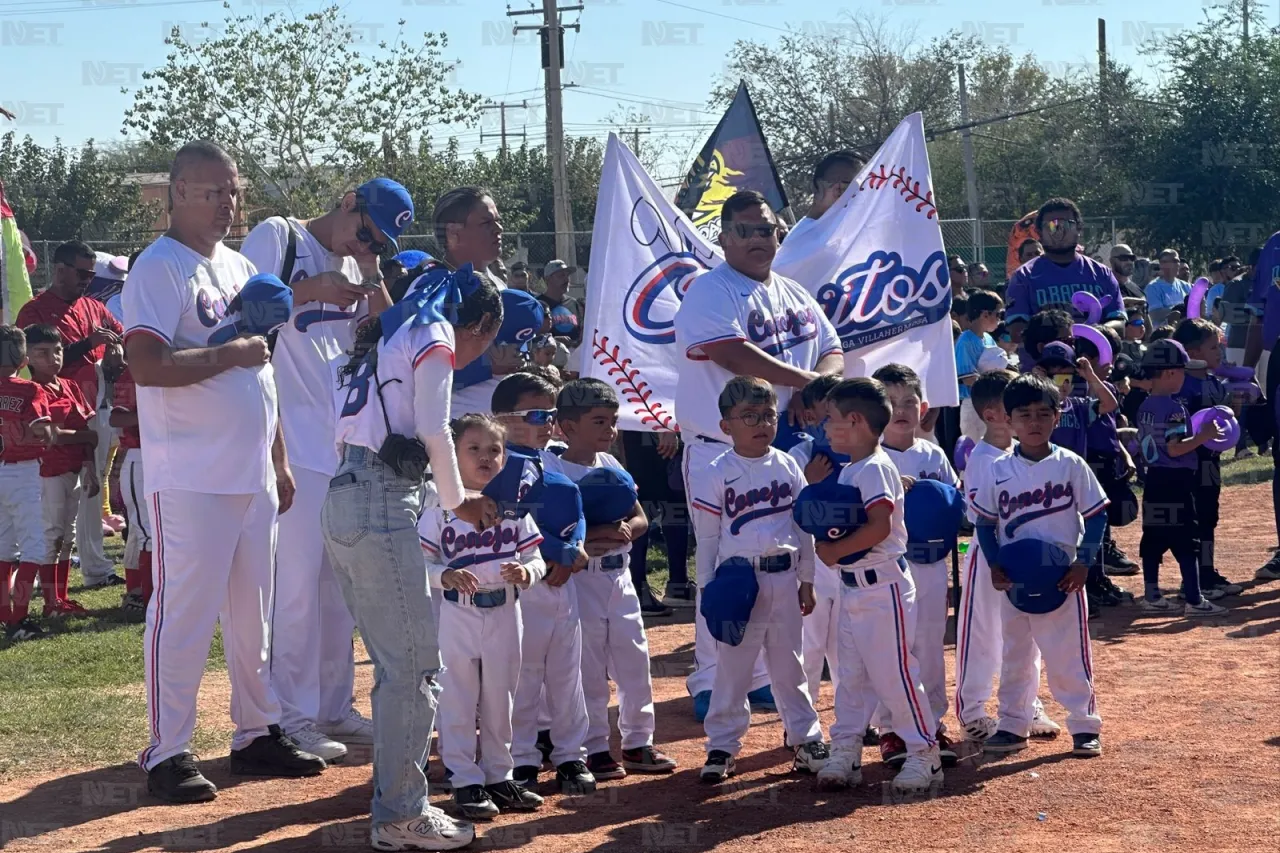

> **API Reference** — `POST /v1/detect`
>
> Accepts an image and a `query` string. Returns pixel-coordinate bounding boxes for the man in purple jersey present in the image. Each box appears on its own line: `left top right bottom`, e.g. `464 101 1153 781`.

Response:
1005 199 1126 343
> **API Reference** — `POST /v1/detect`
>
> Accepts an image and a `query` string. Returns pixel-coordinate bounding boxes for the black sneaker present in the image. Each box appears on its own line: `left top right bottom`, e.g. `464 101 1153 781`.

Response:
147 753 217 803
484 779 544 812
1202 570 1243 595
556 760 597 794
699 749 734 783
586 751 626 780
4 618 44 641
863 726 880 746
535 729 554 766
512 764 539 788
1103 542 1138 575
1071 732 1102 757
454 784 499 821
637 583 673 616
84 573 126 589
229 724 326 777
983 730 1029 755
1257 551 1280 581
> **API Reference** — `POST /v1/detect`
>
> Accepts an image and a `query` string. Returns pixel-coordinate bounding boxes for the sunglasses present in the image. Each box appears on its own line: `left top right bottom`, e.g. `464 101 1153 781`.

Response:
62 264 96 282
1042 218 1078 234
357 207 389 255
950 265 968 274
731 222 780 240
727 410 779 427
1113 254 1135 262
504 408 557 426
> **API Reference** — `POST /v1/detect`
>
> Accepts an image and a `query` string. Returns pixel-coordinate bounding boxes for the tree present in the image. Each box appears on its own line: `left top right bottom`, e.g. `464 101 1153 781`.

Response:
124 3 480 219
0 134 156 241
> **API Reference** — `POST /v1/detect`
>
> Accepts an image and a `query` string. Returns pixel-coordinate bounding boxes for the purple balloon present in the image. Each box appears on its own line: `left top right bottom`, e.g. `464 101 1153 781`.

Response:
1187 277 1211 319
1072 323 1112 365
1214 364 1255 382
1227 381 1262 402
1071 291 1103 324
954 436 975 472
1189 405 1239 452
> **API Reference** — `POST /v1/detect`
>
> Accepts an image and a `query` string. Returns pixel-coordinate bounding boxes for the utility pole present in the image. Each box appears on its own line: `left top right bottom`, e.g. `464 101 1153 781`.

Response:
480 101 529 153
622 126 651 157
1097 19 1108 131
957 64 980 224
1243 0 1250 43
510 2 583 266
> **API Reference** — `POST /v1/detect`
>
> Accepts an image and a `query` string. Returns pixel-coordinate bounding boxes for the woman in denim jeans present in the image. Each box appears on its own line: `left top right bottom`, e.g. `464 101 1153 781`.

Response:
323 262 502 851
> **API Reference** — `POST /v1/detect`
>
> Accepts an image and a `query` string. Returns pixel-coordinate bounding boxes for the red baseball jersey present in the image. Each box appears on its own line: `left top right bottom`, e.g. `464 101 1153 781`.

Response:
16 289 123 406
39 376 95 477
112 367 141 451
0 376 52 463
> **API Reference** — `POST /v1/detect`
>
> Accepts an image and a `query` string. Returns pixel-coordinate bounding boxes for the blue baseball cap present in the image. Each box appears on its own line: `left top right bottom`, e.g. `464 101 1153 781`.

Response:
355 178 414 251
481 448 541 518
208 273 294 345
392 249 431 269
997 539 1073 614
528 470 587 566
903 480 965 564
577 467 638 526
700 557 758 646
792 480 869 565
497 289 546 346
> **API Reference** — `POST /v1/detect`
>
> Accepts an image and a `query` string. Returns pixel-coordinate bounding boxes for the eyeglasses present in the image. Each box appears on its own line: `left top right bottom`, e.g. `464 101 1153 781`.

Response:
727 410 779 427
357 207 389 255
1042 218 1078 234
730 222 780 240
504 409 557 426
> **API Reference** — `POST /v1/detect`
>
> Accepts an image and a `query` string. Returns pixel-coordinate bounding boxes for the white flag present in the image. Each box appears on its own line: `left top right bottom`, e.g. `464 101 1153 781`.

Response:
578 134 721 431
774 112 959 407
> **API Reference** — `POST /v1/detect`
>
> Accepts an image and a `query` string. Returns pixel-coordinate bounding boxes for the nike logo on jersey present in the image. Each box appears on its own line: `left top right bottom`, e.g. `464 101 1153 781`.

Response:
725 476 742 485
295 306 358 332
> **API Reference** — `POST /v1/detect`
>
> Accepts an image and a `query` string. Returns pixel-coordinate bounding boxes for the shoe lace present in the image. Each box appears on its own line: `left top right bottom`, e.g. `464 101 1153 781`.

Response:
561 760 587 775
173 753 204 779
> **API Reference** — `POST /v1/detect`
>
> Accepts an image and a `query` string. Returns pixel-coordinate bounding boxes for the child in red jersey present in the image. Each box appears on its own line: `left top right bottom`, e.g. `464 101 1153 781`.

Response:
0 324 54 640
109 357 151 613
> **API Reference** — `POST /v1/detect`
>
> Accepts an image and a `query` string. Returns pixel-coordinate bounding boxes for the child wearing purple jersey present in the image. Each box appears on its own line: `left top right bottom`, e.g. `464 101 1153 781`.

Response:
1032 342 1118 460
1135 340 1228 617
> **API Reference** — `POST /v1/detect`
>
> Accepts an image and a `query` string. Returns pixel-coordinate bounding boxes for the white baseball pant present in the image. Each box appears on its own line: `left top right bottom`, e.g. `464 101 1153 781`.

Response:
75 406 114 584
0 460 42 562
801 582 840 707
682 437 768 698
705 568 822 755
120 450 150 572
829 570 937 756
437 591 523 788
996 591 1101 738
908 559 948 733
270 466 358 733
575 561 656 753
954 546 1044 726
139 488 282 770
512 580 589 768
39 472 81 563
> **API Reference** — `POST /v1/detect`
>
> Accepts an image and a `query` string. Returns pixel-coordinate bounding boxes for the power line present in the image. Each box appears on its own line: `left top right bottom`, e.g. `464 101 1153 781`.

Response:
652 0 793 35
0 0 216 15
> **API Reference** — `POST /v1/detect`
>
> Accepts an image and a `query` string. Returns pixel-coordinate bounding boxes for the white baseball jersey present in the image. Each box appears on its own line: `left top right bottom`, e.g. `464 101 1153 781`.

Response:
419 508 544 590
691 446 815 585
787 438 841 600
239 217 368 476
882 438 959 487
964 439 1014 524
837 448 908 569
451 376 501 417
674 263 841 443
971 445 1109 559
540 451 632 562
122 236 277 496
333 319 454 455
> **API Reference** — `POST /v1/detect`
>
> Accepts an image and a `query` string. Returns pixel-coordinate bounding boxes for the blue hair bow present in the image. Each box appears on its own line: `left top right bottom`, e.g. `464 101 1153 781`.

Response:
379 262 481 343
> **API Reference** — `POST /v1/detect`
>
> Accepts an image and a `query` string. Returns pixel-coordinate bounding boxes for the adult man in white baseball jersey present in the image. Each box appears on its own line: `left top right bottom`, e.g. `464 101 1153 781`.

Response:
124 141 325 803
674 190 844 719
240 177 411 764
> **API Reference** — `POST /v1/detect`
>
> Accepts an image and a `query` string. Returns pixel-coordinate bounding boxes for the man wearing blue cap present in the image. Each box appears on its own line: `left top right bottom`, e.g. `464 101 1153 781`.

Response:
240 177 412 764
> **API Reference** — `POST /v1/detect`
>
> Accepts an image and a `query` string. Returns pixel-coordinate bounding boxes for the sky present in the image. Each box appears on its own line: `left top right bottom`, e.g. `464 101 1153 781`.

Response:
0 0 1257 183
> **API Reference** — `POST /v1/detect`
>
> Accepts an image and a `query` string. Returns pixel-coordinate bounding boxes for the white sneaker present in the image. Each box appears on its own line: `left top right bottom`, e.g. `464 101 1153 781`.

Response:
320 708 374 745
962 715 998 742
891 751 942 793
1029 703 1061 739
1185 598 1228 617
289 724 348 763
371 809 475 851
815 744 861 790
792 740 829 774
1139 596 1177 613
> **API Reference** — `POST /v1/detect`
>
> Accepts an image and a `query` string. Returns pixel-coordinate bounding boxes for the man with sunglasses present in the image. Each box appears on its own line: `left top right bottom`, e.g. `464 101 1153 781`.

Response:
1004 198 1126 344
948 255 969 297
17 240 126 589
675 189 843 718
239 177 409 764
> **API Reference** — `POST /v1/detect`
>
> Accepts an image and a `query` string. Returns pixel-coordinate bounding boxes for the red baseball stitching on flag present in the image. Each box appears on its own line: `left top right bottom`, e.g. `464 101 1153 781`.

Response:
591 330 678 433
862 165 937 220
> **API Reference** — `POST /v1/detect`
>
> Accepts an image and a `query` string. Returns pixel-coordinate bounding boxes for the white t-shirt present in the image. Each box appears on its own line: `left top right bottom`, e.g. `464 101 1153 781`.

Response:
451 376 501 417
122 236 277 496
837 448 908 573
239 217 368 476
419 508 543 590
541 450 632 565
964 439 1013 525
788 439 841 599
882 438 959 487
674 262 842 442
690 446 815 586
970 445 1109 561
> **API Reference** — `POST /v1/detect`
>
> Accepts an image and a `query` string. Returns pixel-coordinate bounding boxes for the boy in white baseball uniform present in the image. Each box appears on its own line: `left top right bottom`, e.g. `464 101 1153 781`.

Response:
124 141 325 804
543 378 678 779
25 324 99 617
239 179 409 762
972 373 1105 758
490 373 598 794
814 378 942 796
954 371 1058 743
420 413 547 821
694 376 828 783
871 363 959 766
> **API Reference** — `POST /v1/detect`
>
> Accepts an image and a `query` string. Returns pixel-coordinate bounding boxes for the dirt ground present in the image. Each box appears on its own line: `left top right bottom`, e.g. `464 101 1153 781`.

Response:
3 483 1279 853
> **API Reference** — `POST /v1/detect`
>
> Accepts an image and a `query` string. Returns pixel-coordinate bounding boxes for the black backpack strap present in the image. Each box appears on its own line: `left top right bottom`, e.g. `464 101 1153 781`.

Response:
279 220 299 285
